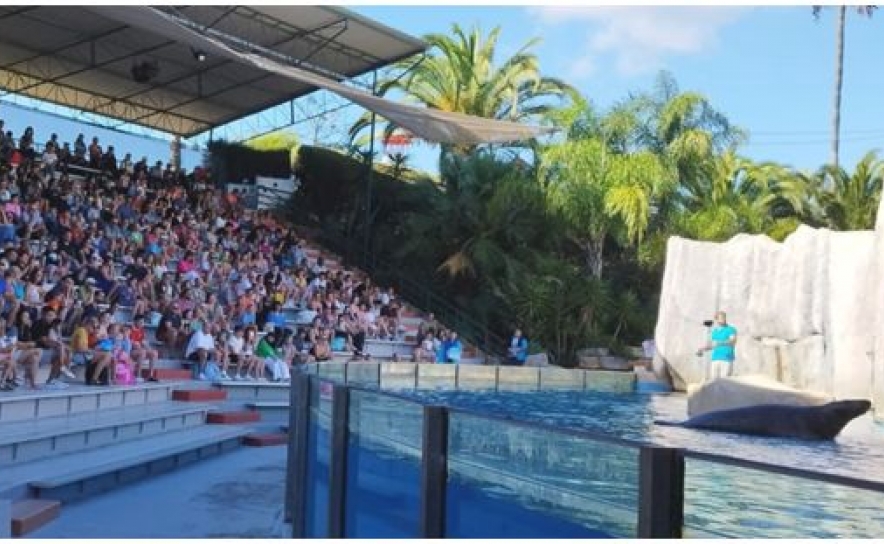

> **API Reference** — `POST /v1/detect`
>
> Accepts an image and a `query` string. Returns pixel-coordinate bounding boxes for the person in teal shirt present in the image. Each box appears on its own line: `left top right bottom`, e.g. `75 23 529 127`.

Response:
697 311 737 382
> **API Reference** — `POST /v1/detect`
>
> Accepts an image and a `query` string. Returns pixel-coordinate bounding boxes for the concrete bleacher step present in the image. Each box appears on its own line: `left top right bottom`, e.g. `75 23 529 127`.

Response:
364 338 423 360
206 410 261 425
0 384 174 424
212 381 290 402
245 401 290 424
142 369 192 381
153 358 191 369
0 402 211 467
242 433 287 447
171 389 228 402
11 499 60 537
26 425 249 504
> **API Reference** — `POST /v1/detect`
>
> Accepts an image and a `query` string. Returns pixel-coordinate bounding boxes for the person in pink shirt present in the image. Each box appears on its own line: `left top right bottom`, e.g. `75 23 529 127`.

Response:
4 195 21 220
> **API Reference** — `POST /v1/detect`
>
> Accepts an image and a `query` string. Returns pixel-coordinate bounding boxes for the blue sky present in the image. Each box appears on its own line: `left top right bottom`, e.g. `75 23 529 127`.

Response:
1 6 882 176
352 5 884 174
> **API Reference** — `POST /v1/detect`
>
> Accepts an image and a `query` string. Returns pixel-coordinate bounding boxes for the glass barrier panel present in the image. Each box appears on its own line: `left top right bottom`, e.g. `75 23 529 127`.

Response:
445 412 639 538
684 458 884 538
304 379 334 538
344 390 424 538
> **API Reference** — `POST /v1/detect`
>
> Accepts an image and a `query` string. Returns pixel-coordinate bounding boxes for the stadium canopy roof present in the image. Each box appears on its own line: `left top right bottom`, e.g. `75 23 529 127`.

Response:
0 6 427 138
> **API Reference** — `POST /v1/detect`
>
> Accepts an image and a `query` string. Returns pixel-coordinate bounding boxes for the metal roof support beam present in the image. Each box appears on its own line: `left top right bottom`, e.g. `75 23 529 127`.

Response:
164 10 350 83
111 18 361 129
0 6 427 139
298 20 348 68
237 7 380 65
0 66 213 132
118 68 281 128
0 25 130 73
0 38 178 102
93 29 311 113
0 8 37 22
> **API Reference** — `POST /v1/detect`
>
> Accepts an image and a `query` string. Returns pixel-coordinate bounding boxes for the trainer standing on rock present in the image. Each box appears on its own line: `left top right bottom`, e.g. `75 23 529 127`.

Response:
697 311 737 381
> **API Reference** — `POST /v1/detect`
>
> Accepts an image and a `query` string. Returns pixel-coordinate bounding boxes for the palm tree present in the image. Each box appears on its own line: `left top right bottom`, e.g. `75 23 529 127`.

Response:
540 99 674 278
348 24 575 159
670 151 798 241
807 151 884 230
813 6 877 168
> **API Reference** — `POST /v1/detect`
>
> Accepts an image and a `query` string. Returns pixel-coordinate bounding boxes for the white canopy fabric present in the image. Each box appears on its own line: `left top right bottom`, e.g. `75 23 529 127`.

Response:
94 6 554 146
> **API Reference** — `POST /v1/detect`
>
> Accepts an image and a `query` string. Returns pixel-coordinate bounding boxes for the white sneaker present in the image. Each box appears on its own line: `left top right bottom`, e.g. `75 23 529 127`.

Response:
232 374 241 381
13 377 24 386
135 377 145 384
44 380 69 390
198 373 207 381
61 367 76 379
219 372 230 380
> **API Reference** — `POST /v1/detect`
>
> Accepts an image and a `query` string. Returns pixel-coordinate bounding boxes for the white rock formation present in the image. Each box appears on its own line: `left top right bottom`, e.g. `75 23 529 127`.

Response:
654 208 883 419
686 375 831 417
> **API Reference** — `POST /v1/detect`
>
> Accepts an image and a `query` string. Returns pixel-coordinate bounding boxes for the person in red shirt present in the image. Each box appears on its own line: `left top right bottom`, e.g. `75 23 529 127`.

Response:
130 315 159 382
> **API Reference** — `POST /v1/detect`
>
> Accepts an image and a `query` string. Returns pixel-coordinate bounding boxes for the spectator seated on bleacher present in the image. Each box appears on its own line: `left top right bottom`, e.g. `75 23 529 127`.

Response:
0 316 41 390
0 118 467 391
185 319 217 380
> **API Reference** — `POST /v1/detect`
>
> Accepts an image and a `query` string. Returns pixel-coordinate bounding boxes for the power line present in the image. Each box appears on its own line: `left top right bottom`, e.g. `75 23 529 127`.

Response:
746 134 883 147
750 128 884 136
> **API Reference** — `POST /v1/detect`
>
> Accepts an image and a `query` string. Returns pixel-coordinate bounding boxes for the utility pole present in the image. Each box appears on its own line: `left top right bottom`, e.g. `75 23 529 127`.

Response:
170 135 182 171
363 70 378 270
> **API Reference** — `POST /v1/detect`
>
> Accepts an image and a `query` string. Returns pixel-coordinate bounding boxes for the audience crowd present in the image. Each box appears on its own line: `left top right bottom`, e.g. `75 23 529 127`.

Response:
0 121 473 391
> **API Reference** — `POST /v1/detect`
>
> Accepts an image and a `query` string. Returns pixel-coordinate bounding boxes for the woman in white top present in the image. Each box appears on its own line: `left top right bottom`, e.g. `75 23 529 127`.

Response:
221 326 244 380
238 326 261 381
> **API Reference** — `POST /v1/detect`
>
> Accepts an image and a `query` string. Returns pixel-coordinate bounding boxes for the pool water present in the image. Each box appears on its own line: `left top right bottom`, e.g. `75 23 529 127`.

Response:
408 389 884 481
399 389 884 538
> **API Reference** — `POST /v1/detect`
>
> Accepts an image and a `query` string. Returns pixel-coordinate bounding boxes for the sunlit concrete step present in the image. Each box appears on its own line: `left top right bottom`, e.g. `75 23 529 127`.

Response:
0 384 174 424
0 402 211 467
26 426 249 504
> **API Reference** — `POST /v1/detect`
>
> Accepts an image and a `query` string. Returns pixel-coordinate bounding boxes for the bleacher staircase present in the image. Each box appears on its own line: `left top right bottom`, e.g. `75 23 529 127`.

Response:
0 380 291 536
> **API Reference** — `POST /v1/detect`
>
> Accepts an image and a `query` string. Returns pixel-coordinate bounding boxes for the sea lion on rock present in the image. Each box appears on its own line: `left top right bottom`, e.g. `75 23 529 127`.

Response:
655 399 871 440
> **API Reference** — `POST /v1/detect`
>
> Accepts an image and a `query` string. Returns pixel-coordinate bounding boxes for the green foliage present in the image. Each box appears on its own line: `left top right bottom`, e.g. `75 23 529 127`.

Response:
245 130 300 167
501 256 610 366
207 140 290 184
811 151 884 230
349 23 576 154
281 46 883 367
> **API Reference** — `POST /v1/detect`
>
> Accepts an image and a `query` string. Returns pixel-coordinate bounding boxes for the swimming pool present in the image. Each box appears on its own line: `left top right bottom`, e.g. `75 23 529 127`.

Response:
294 374 884 539
405 389 884 538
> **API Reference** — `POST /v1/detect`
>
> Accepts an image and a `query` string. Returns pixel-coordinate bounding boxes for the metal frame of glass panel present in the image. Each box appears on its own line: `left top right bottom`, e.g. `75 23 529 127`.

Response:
287 370 884 539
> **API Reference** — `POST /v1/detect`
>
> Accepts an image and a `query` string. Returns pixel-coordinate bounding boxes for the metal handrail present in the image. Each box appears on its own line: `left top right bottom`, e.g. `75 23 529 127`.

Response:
310 228 510 359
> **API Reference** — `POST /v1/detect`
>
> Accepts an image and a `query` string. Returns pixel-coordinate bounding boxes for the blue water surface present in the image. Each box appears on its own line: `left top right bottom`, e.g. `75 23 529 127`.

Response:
305 385 884 538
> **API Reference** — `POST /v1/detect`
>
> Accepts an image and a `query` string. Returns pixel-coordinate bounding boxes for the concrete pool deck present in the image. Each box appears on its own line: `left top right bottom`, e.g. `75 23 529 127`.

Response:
28 444 289 538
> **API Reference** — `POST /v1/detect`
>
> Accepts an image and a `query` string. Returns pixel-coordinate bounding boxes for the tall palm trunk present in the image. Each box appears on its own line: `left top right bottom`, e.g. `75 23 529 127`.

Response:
831 5 846 169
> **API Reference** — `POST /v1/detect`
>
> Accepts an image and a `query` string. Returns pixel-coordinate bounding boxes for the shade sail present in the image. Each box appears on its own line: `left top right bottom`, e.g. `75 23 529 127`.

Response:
94 6 555 145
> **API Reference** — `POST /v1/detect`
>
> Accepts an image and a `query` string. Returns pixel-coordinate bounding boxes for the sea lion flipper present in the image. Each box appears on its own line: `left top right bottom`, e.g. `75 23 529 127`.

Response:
653 419 682 427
